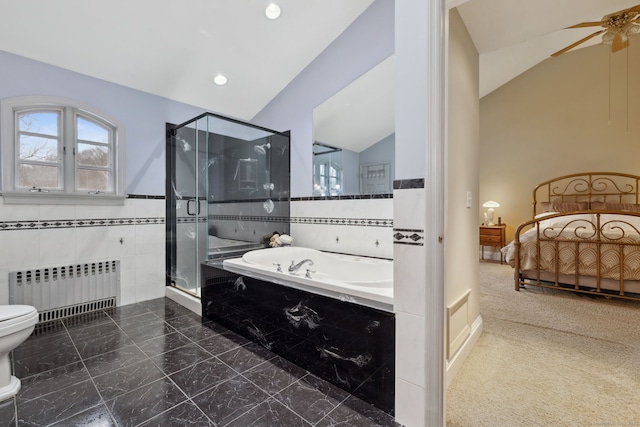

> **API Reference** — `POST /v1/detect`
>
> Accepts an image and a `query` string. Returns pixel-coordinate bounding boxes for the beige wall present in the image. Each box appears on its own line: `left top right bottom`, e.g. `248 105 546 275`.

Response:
445 9 480 357
480 40 640 242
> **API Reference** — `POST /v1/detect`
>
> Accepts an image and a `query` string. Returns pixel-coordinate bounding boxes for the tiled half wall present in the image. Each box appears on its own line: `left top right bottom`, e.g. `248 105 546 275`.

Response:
291 196 393 259
0 195 166 306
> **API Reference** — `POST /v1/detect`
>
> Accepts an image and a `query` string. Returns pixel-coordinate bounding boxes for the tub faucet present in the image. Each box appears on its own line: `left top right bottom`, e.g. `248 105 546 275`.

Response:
289 259 314 274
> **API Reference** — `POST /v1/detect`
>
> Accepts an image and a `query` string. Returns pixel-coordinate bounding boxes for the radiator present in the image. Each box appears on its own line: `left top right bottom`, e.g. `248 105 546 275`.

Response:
9 260 120 323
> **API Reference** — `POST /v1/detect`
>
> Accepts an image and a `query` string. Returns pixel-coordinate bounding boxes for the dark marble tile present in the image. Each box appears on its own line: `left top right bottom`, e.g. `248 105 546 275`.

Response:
165 312 209 331
12 332 80 378
73 328 134 359
243 356 308 395
113 311 158 327
0 397 15 427
217 342 276 374
169 357 238 397
93 358 166 401
16 379 102 426
83 344 149 377
66 320 120 341
192 375 269 426
315 396 400 427
150 343 212 375
48 404 117 427
118 315 176 343
62 310 116 332
30 320 67 337
179 323 224 342
275 374 349 425
225 398 312 427
140 298 192 319
17 361 89 403
138 401 213 427
137 331 193 357
196 328 249 356
106 377 187 427
104 303 150 321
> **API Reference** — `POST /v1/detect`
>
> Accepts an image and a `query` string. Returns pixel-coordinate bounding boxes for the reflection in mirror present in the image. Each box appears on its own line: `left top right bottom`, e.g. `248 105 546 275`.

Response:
312 55 394 195
313 143 343 196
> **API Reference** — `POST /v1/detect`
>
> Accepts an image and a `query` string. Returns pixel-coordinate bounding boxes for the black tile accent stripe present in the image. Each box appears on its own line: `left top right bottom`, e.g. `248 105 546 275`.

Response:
0 217 164 231
393 179 425 190
291 217 393 228
291 193 392 201
393 228 425 246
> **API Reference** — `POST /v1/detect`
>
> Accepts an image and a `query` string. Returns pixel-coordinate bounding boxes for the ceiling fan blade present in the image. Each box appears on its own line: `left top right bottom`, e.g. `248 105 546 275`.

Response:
625 4 640 14
550 30 605 57
566 21 603 29
612 33 629 52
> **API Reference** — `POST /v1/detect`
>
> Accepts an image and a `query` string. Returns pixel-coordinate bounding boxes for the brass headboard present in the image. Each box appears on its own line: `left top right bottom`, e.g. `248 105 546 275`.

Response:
532 172 640 217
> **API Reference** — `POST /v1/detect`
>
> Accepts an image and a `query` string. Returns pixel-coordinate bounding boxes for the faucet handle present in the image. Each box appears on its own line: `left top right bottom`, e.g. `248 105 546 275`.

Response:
273 263 282 272
305 269 316 279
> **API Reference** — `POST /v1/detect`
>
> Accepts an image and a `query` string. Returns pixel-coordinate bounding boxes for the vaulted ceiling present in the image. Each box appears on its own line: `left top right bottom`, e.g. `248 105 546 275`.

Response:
2 0 639 123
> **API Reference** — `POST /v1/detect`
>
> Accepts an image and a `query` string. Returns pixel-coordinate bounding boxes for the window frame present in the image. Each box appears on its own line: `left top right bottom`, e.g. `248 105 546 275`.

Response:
1 96 125 205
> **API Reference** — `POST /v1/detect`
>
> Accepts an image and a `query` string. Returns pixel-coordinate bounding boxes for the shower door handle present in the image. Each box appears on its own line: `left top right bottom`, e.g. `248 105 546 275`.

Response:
187 199 201 216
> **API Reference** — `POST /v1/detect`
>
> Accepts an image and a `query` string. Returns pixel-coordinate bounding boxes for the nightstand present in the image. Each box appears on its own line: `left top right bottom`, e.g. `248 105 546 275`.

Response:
479 224 506 264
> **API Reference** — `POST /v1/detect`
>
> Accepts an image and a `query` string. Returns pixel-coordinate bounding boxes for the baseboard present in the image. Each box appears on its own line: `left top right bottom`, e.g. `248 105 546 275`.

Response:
445 314 483 388
166 286 202 316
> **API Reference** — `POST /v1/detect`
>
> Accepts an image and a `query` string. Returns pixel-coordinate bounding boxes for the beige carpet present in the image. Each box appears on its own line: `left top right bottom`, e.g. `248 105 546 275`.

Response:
446 261 640 427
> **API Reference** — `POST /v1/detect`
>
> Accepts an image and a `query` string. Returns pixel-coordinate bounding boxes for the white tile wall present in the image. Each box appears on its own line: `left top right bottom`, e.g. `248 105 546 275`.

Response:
0 197 166 306
291 198 393 259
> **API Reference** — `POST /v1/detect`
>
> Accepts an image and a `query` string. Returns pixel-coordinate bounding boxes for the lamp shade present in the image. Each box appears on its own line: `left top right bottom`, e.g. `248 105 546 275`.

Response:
483 200 500 208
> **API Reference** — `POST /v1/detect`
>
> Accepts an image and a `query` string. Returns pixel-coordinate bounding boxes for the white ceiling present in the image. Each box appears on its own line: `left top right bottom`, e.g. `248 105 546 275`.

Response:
456 0 640 97
0 0 374 121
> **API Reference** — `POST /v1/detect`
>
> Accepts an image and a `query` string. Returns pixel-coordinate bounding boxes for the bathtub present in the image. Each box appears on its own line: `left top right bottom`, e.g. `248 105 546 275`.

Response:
221 246 393 312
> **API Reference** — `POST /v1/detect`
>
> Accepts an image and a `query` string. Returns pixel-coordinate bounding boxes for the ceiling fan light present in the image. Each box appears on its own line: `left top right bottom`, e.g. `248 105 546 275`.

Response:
602 32 615 44
624 23 640 36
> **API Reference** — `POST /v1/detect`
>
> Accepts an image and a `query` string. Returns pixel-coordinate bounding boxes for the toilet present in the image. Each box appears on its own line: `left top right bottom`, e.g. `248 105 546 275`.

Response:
0 305 38 401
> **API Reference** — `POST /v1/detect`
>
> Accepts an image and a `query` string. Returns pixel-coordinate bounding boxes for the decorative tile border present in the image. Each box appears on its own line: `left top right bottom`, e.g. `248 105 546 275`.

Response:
291 217 393 228
291 193 392 201
127 194 166 199
209 215 289 223
393 228 425 246
0 217 164 231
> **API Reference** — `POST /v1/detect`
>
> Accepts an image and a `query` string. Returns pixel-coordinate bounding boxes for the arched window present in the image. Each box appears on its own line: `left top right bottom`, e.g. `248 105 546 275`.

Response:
1 96 125 204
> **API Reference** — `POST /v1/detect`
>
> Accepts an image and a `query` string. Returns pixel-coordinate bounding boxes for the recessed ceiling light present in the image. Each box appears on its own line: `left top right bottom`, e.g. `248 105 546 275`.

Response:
213 74 228 86
265 3 281 20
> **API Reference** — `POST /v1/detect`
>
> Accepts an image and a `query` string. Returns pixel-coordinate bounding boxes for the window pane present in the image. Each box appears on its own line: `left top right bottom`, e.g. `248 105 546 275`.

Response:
18 111 59 136
18 164 59 188
19 135 59 162
77 169 110 191
77 143 109 167
77 117 109 143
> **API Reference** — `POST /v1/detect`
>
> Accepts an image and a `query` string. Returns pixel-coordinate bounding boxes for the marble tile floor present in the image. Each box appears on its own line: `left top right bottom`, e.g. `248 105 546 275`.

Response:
2 297 399 426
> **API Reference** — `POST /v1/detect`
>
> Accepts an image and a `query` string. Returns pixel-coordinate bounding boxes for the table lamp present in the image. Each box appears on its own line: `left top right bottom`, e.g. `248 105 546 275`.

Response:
483 200 500 226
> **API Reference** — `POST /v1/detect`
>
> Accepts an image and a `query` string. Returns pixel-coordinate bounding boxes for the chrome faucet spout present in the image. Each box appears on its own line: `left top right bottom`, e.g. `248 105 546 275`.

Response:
288 259 314 274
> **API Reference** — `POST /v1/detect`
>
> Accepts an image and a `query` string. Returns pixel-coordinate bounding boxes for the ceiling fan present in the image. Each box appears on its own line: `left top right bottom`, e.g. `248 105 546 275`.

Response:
551 4 640 57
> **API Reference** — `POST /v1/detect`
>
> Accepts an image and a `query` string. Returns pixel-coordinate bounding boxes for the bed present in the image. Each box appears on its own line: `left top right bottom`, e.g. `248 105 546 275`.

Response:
502 172 640 300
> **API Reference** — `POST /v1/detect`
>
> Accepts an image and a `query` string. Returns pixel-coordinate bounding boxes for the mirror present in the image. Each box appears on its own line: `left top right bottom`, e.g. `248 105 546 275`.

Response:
312 55 395 196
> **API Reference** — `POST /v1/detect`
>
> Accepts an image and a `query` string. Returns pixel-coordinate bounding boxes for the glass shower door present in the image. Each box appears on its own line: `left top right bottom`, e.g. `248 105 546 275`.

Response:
167 117 208 296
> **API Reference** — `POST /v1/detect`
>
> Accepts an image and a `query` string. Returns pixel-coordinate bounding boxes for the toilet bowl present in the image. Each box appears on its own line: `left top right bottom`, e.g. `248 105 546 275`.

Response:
0 305 38 401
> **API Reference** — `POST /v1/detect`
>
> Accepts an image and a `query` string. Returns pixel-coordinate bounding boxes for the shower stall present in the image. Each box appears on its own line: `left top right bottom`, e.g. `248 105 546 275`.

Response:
166 113 290 296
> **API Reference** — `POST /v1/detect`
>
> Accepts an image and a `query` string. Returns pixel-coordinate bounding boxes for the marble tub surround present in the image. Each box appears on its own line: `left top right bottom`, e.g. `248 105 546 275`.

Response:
201 264 396 415
6 297 399 426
